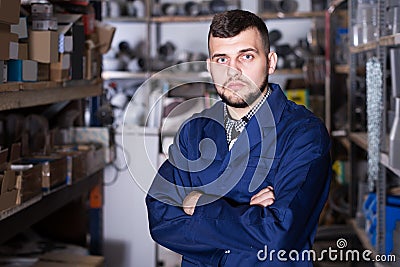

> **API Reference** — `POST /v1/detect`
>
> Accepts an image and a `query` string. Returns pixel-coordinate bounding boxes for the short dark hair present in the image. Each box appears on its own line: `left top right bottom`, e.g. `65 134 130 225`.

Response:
208 10 270 54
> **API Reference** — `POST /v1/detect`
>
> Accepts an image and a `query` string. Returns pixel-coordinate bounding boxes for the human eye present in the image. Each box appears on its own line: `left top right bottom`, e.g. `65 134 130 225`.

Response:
216 57 228 64
241 54 254 61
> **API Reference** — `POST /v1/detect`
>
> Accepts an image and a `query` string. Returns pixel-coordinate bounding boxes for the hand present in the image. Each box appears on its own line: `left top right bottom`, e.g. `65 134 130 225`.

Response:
250 186 275 207
183 191 203 216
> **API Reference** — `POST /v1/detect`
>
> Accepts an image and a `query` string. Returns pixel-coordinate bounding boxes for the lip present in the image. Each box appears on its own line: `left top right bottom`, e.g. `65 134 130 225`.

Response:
225 81 246 90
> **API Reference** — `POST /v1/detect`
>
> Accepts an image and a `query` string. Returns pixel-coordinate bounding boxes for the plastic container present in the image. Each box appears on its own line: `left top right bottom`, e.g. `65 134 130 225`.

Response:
362 193 400 254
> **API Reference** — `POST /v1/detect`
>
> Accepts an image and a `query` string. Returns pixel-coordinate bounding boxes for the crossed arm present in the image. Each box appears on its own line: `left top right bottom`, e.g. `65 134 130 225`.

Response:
182 186 275 216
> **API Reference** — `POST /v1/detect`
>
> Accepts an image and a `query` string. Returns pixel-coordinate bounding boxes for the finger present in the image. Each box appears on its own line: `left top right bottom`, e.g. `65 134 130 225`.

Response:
250 194 275 206
182 191 203 216
250 197 275 207
251 186 274 200
250 189 275 202
250 194 275 205
183 206 195 216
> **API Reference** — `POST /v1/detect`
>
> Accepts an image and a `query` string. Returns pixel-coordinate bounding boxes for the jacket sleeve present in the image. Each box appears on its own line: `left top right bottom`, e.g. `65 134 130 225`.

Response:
145 120 332 265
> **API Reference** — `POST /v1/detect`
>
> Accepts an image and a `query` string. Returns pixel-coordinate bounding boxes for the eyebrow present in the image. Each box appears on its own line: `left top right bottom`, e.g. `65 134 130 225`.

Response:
211 48 258 59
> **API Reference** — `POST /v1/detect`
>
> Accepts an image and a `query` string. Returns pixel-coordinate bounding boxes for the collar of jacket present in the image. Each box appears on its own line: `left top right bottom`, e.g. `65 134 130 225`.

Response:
200 83 286 161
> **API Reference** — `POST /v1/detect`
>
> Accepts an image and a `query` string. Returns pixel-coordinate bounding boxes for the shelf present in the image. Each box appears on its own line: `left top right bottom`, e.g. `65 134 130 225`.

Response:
379 33 400 47
152 15 214 23
349 42 378 54
103 17 148 23
349 132 400 177
335 64 350 74
103 68 302 81
149 11 325 23
331 130 350 150
380 153 400 177
0 81 102 111
348 219 377 258
102 70 211 83
259 11 325 20
0 170 102 244
349 132 368 151
274 68 303 75
102 71 152 80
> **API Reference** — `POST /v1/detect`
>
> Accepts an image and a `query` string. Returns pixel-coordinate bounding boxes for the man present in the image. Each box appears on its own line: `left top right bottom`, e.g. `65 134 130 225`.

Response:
146 10 331 266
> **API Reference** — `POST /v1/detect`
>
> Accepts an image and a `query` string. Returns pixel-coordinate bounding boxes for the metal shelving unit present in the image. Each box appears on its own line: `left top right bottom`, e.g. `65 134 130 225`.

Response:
341 0 400 258
326 0 400 259
104 1 326 83
0 81 102 111
0 79 104 249
0 171 103 245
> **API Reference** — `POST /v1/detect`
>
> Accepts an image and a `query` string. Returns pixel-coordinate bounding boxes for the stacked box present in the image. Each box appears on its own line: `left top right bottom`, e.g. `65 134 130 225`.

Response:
7 59 38 82
0 1 22 62
0 149 18 211
7 144 43 204
12 163 43 204
0 0 20 25
50 53 71 82
21 155 68 193
9 142 68 197
0 26 18 61
53 143 105 184
29 30 58 63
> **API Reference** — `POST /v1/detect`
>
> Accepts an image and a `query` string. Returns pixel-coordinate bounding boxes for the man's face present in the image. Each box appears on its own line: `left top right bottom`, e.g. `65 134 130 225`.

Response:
208 28 269 108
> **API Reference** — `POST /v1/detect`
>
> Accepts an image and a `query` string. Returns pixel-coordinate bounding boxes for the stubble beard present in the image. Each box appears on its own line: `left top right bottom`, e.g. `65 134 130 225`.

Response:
218 73 269 108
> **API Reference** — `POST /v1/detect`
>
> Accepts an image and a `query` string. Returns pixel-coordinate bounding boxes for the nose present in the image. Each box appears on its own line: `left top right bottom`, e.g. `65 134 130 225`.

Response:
227 60 241 78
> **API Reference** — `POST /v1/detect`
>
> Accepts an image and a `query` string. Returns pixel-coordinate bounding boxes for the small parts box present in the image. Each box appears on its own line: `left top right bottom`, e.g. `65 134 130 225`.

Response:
53 143 105 184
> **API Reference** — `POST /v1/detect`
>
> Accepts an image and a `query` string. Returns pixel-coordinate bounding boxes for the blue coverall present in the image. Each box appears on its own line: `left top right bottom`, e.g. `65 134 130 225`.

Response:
146 83 332 266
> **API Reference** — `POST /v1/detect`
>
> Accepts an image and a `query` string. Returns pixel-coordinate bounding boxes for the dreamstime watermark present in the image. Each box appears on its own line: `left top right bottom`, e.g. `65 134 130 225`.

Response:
257 238 397 263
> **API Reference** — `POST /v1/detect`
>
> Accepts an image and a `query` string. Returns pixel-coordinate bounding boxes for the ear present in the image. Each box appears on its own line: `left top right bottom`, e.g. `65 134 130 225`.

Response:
267 52 278 75
206 58 211 73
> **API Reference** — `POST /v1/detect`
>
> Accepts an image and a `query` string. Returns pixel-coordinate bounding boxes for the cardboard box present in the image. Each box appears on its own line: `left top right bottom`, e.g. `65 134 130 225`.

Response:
73 127 114 164
7 59 38 82
8 144 43 204
0 28 19 60
13 163 43 204
50 53 71 82
85 40 100 80
22 155 68 192
37 63 50 81
18 42 28 60
95 21 115 55
53 144 103 183
29 30 58 63
50 68 69 82
0 0 21 25
0 22 9 32
0 148 18 211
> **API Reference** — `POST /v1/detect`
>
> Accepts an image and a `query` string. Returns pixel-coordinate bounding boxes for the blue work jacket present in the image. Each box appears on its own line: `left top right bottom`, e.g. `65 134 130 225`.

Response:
146 83 332 266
